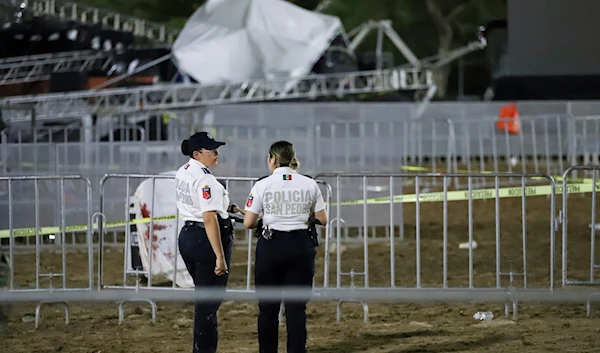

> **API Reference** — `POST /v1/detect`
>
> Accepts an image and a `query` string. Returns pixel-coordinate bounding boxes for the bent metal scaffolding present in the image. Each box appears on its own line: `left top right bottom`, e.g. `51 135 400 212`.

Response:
2 170 600 327
0 19 487 128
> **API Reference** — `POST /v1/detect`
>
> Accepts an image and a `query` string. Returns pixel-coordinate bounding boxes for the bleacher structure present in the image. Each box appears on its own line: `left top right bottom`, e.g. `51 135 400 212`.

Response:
24 0 180 43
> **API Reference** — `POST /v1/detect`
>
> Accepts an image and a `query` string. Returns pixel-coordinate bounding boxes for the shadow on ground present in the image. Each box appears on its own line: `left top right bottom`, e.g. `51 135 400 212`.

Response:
310 329 442 353
312 330 518 353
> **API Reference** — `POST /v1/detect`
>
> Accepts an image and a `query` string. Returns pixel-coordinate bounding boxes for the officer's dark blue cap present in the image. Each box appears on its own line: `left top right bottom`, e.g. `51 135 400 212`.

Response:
181 131 226 156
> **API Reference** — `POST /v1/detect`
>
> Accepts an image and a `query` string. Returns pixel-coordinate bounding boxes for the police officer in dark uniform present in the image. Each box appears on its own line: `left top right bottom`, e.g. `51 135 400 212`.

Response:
175 131 240 353
243 141 327 353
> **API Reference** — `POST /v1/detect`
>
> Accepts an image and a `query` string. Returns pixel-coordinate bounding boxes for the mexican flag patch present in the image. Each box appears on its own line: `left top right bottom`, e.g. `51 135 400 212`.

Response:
283 174 292 180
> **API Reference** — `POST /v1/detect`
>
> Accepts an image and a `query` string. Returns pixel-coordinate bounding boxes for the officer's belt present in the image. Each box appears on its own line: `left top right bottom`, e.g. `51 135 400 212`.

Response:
269 228 309 234
185 220 231 228
185 221 206 228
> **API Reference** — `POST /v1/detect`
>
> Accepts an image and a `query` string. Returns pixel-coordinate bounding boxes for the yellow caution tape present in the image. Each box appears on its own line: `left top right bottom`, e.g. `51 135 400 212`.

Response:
0 215 176 239
332 181 599 206
400 165 596 183
0 164 595 238
2 181 598 239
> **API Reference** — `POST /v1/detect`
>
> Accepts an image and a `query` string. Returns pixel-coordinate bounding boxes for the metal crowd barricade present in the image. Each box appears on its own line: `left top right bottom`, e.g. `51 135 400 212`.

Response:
447 114 570 187
316 179 334 289
0 175 94 328
1 123 145 144
94 172 332 323
210 124 316 176
193 118 456 181
560 165 600 316
314 118 456 181
566 115 600 170
8 114 600 185
0 129 7 175
0 122 147 176
113 123 317 177
561 165 600 286
97 173 262 322
315 172 557 321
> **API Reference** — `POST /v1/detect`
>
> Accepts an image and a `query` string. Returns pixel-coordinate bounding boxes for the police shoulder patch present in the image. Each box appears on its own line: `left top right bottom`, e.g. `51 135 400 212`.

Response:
202 185 211 200
245 194 254 207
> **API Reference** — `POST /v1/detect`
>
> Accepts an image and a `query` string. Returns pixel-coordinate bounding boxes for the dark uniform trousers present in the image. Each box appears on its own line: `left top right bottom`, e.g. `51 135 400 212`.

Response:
178 217 234 353
255 229 316 353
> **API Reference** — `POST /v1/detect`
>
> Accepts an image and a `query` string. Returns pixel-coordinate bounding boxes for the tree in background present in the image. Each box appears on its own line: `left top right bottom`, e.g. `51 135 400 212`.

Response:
423 0 506 97
315 0 506 98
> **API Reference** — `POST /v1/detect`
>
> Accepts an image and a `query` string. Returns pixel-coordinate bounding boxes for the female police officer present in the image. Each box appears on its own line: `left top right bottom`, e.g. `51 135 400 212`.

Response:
243 140 327 353
175 131 237 353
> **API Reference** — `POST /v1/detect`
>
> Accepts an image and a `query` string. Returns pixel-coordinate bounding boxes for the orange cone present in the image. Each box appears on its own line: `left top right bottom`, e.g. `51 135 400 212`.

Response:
496 102 520 135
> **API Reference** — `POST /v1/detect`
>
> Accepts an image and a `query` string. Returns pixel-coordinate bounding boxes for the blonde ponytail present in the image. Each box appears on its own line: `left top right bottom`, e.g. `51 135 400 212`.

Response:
269 140 299 170
289 156 300 170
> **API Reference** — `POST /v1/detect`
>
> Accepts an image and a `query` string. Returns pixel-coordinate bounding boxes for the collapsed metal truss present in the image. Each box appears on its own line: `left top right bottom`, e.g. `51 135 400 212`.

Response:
1 67 432 123
0 17 487 125
0 50 115 85
347 20 487 117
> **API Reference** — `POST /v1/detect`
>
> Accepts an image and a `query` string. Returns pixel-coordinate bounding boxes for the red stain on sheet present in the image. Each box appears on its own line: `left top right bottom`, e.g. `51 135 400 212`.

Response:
139 203 168 231
142 230 162 261
165 252 175 261
139 203 169 261
141 203 150 218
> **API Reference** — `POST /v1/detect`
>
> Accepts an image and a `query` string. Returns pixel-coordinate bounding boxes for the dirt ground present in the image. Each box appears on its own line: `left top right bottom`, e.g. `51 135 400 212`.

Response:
3 192 600 352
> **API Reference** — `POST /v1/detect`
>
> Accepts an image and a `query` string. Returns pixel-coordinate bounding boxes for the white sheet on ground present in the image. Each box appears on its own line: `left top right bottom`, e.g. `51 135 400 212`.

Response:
131 172 193 288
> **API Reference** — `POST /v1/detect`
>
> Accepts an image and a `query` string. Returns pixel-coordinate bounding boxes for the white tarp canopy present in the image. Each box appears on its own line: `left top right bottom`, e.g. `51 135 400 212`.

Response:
171 0 344 85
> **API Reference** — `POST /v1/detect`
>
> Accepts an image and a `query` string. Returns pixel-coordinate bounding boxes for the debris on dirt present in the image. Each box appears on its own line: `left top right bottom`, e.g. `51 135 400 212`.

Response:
458 241 478 249
21 314 35 323
473 318 515 328
173 318 193 329
328 243 347 254
409 321 433 328
226 309 253 316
